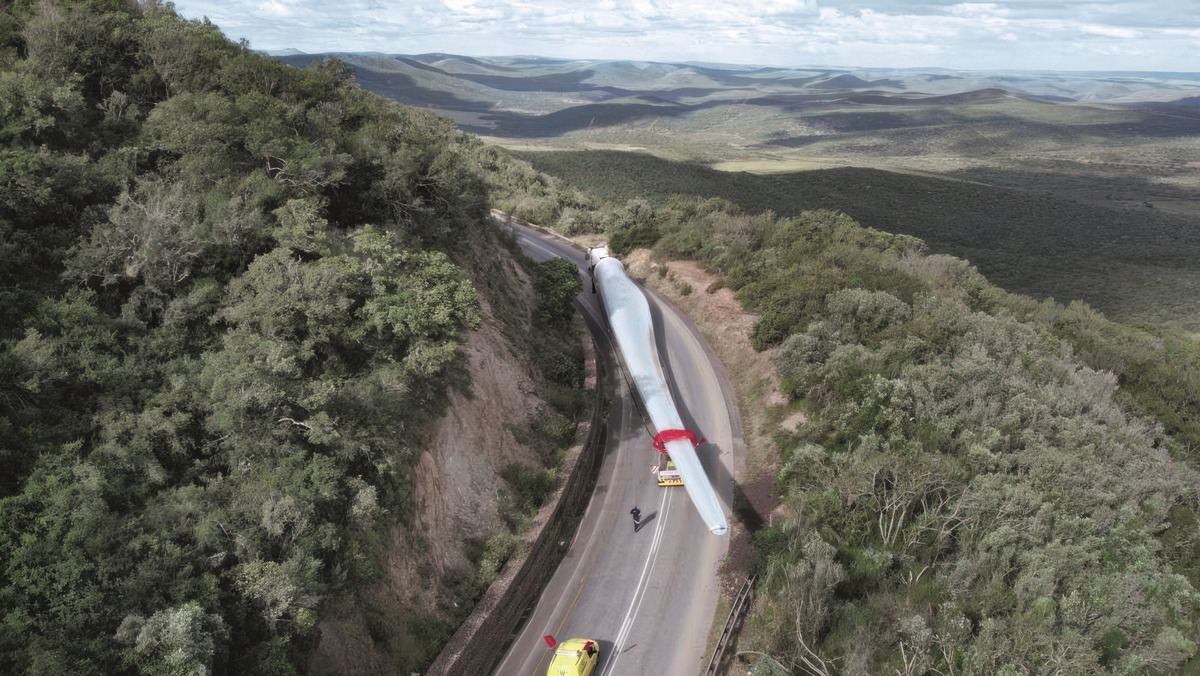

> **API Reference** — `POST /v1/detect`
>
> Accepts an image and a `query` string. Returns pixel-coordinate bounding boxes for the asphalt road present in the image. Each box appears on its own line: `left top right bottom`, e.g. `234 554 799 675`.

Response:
494 217 741 676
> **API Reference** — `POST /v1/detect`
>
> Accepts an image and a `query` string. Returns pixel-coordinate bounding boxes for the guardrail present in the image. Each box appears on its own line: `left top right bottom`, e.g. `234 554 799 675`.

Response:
705 574 757 676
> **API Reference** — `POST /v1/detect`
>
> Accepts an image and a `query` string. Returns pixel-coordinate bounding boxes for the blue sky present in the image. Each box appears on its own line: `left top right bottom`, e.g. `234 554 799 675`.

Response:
170 0 1200 72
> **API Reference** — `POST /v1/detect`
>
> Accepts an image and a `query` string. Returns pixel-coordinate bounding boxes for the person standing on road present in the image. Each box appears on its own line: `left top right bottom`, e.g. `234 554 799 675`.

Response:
630 506 642 532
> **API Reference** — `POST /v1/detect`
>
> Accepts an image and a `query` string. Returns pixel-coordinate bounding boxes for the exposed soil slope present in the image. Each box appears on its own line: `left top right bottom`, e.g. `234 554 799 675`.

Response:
309 243 549 673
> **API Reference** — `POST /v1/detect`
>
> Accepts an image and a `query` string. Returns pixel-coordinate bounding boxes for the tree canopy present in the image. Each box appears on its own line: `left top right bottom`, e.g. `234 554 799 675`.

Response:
0 2 500 673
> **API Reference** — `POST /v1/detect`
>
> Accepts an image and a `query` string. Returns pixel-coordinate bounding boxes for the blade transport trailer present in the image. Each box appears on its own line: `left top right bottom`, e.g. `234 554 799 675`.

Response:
586 246 729 536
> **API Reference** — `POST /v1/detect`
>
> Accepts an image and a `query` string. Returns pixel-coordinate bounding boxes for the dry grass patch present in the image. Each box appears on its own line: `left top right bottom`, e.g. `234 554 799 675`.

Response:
711 158 847 173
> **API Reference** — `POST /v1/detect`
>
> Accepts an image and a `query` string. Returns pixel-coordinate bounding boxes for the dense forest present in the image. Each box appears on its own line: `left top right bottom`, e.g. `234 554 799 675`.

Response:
0 1 589 673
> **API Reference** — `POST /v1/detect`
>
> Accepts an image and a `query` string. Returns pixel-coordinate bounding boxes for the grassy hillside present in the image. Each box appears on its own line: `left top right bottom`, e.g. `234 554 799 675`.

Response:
516 149 1200 330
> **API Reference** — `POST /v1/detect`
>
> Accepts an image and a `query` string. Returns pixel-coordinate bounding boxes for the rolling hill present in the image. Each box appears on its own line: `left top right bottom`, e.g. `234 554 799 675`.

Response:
279 52 1200 331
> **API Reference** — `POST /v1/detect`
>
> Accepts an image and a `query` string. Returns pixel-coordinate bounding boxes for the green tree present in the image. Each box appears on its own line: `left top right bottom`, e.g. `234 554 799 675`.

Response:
533 257 582 333
117 602 230 676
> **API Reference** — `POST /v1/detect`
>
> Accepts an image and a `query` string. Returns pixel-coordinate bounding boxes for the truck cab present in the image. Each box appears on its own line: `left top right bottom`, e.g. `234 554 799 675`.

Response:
656 457 684 487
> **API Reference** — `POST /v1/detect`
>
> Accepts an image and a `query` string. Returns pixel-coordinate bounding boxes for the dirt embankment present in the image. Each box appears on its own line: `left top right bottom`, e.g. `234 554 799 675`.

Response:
309 238 548 674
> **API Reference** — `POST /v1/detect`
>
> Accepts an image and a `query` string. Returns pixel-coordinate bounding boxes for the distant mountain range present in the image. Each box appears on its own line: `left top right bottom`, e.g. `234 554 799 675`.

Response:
272 52 1200 105
270 52 1200 139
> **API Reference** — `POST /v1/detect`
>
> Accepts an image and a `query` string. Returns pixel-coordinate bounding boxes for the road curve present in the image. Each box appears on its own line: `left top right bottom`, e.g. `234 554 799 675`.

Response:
494 218 742 676
587 247 729 535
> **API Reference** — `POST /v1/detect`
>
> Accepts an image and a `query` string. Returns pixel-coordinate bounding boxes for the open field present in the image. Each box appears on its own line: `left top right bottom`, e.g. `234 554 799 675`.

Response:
710 158 843 172
295 52 1200 330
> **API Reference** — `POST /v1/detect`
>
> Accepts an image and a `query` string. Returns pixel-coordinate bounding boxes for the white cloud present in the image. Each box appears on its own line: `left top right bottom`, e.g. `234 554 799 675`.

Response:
945 3 1009 18
1079 24 1140 39
169 0 1200 71
255 0 299 17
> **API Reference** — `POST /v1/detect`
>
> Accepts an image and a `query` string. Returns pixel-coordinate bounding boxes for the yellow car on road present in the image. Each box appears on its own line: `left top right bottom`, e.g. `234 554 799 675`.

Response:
546 638 600 676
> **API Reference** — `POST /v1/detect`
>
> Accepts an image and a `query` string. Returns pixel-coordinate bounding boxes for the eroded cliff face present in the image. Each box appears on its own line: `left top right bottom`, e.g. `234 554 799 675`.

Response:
415 320 544 572
309 238 555 674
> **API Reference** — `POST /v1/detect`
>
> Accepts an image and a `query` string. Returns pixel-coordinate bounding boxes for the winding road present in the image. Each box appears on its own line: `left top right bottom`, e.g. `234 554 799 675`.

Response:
493 216 744 676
